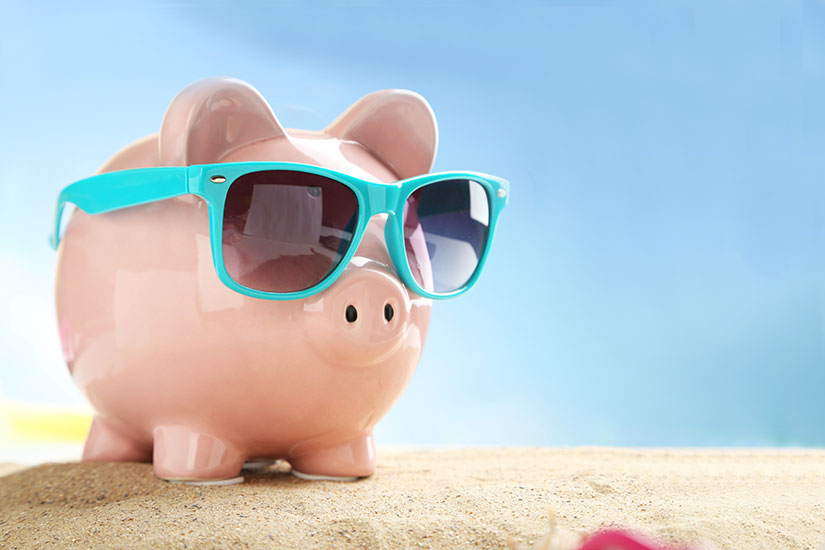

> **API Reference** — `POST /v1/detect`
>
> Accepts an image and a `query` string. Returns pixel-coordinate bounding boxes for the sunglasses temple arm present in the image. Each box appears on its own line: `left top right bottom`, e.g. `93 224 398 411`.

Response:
50 167 189 250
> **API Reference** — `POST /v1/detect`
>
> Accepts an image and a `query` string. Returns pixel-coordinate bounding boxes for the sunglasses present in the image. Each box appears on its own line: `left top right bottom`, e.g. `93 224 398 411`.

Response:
50 162 509 300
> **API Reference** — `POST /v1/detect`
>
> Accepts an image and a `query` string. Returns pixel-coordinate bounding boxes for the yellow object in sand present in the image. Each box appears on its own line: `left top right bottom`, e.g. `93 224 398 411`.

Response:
0 400 91 443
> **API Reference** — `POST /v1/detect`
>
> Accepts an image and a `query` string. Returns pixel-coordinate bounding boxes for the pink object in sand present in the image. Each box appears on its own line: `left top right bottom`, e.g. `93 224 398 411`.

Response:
578 528 691 550
55 77 438 483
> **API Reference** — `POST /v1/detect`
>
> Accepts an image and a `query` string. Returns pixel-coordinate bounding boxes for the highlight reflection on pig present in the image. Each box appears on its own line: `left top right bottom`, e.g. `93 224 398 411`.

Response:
55 77 438 483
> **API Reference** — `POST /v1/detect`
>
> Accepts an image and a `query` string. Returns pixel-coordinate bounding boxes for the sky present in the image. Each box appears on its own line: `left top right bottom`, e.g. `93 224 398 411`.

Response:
1 0 824 446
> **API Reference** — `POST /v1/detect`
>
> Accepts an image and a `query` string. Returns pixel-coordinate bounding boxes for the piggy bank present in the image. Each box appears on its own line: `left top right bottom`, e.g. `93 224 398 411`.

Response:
54 77 507 484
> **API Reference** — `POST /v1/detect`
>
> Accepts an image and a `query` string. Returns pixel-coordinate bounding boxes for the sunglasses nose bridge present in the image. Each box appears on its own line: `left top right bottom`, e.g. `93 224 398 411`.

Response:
365 183 400 216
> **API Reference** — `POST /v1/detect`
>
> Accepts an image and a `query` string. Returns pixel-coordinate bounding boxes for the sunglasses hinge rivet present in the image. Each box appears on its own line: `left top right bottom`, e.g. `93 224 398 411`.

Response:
497 188 506 198
210 175 227 184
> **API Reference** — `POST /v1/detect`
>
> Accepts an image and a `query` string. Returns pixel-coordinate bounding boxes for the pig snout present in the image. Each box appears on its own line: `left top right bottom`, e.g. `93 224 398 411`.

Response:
303 261 411 368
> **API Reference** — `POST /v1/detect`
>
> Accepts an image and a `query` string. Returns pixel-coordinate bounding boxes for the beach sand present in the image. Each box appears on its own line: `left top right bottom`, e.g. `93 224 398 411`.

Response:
1 448 823 549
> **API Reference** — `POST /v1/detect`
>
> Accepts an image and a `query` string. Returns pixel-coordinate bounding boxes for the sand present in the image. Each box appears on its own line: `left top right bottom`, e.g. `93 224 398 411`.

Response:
0 448 823 549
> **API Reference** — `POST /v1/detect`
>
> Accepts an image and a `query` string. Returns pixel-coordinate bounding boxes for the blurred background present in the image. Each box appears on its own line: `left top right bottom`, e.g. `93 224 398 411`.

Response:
1 0 824 457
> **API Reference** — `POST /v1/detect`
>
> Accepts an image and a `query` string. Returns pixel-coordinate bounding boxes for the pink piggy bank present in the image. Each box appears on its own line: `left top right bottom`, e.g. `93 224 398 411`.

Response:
54 77 507 484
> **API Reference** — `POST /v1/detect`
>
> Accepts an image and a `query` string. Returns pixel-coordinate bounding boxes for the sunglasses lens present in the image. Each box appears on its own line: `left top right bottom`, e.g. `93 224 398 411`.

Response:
403 179 490 294
222 170 358 293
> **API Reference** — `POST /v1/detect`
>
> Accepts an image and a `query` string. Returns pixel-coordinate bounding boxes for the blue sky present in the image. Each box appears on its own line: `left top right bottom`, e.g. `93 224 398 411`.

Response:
1 0 824 446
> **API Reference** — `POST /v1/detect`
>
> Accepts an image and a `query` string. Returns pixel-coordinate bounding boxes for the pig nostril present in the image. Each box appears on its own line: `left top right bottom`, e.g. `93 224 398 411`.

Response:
384 303 394 322
345 305 358 323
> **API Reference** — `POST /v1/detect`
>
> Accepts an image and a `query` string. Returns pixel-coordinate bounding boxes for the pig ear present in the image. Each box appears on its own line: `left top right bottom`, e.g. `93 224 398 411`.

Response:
158 77 286 165
326 90 438 179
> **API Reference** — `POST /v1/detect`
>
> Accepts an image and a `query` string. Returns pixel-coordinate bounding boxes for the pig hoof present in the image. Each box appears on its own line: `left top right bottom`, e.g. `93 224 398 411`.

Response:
167 476 245 486
288 433 376 479
152 425 245 481
83 417 151 463
242 459 277 471
290 469 360 482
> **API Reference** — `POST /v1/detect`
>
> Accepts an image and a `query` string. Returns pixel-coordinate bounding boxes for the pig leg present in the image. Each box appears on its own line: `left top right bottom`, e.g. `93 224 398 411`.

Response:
289 433 376 481
152 425 246 484
83 416 152 462
242 459 278 471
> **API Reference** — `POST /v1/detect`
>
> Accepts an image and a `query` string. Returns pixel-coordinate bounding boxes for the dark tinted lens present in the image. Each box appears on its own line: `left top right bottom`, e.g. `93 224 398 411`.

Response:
222 170 358 293
403 179 490 294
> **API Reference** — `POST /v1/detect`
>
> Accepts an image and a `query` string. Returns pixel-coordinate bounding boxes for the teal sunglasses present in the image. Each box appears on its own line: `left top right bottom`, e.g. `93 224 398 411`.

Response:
50 162 509 301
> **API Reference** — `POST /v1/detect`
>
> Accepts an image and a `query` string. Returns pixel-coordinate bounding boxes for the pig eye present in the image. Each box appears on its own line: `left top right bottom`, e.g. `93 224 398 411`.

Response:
402 179 490 294
383 303 394 322
221 170 359 294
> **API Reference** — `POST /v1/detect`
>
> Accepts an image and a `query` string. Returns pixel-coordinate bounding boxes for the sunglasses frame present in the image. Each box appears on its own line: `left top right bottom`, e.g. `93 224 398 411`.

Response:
51 162 510 301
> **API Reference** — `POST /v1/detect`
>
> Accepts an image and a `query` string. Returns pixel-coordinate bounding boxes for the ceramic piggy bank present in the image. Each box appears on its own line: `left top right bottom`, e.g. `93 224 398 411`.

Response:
53 77 508 484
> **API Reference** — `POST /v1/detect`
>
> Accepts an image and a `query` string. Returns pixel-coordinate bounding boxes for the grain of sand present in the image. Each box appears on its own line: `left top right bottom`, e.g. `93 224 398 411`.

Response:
1 448 824 549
